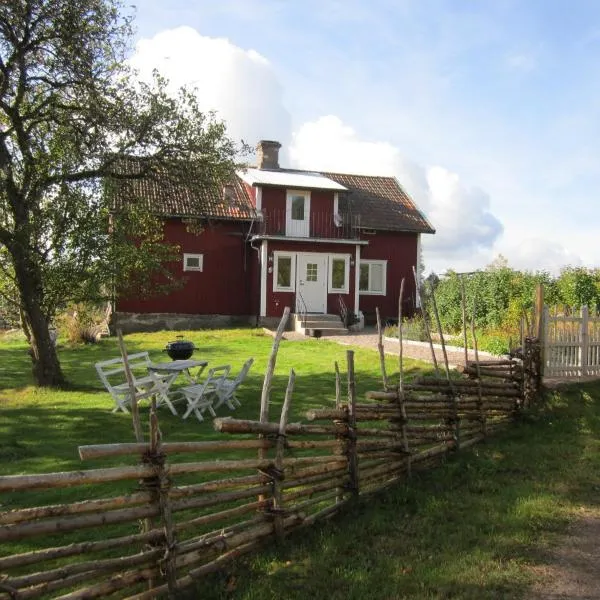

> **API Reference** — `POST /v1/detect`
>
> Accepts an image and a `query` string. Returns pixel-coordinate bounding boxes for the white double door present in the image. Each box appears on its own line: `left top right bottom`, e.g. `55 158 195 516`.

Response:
295 253 327 313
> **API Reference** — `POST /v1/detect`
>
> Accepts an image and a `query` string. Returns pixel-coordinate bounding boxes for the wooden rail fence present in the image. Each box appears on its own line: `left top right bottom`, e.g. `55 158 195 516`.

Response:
0 339 541 600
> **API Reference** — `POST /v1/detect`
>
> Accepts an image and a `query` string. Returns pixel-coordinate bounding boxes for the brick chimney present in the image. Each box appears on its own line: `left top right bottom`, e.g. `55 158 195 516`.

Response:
256 140 281 170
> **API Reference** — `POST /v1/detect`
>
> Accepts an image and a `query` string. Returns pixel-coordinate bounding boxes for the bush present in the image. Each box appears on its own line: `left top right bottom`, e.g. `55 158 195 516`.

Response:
56 303 108 344
385 316 429 342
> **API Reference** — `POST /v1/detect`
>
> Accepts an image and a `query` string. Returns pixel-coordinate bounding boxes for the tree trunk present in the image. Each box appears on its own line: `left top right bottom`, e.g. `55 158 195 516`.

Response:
12 245 65 387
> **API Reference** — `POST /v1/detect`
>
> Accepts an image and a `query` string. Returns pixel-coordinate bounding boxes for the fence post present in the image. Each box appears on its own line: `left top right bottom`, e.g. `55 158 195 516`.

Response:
581 305 589 377
346 350 359 498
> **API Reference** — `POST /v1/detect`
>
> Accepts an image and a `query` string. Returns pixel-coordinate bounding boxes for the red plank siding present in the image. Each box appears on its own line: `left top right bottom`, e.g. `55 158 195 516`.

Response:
117 219 252 315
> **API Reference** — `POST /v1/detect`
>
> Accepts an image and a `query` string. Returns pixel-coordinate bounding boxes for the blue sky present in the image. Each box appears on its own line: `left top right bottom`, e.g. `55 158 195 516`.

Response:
130 0 600 274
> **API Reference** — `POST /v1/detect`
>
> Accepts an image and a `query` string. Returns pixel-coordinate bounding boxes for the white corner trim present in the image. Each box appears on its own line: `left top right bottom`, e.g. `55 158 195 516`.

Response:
255 186 262 211
416 233 422 308
333 192 339 217
354 245 360 314
260 240 268 317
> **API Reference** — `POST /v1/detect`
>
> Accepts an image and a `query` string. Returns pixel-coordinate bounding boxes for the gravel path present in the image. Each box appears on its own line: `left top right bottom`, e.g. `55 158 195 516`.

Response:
284 327 499 368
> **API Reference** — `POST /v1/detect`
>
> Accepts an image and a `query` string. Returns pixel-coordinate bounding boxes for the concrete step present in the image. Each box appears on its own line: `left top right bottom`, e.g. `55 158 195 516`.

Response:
302 319 346 329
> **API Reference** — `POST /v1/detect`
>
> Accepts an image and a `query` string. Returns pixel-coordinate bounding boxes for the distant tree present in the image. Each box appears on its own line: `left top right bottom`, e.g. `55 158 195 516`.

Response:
556 267 599 309
0 0 241 386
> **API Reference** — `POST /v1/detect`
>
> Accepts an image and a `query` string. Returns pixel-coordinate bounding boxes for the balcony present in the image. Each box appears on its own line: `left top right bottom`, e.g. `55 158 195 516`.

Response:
255 208 361 240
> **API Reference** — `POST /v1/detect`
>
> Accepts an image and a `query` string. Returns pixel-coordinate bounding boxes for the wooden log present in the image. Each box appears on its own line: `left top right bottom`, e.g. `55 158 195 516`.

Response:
346 350 359 497
416 376 519 390
260 307 290 424
78 439 276 460
282 467 347 491
365 390 398 401
288 488 339 514
355 410 402 421
284 477 346 503
301 497 350 527
0 491 153 526
214 417 347 437
404 384 520 397
457 365 522 380
0 464 157 492
359 460 407 481
355 439 413 452
4 547 162 592
397 277 411 476
376 306 389 390
334 361 342 409
273 369 295 541
175 515 301 573
413 265 440 375
170 474 263 497
0 529 164 570
136 539 263 600
281 461 348 482
0 504 159 542
176 517 265 556
466 359 518 367
0 454 342 496
174 501 268 534
50 567 157 600
411 441 455 461
117 329 144 443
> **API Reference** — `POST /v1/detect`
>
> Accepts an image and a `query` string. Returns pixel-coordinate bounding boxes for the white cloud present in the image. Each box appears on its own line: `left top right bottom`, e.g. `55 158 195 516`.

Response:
290 116 504 272
128 27 583 276
129 26 291 154
499 238 583 274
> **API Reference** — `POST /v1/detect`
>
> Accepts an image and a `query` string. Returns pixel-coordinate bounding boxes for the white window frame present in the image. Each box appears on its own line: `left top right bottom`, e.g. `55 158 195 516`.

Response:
183 253 204 272
286 190 311 237
273 251 296 292
359 260 387 295
328 253 350 294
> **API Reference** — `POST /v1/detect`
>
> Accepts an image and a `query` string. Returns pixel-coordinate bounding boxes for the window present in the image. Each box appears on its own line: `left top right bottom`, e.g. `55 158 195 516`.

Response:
306 262 318 282
359 260 387 295
183 253 203 272
273 252 295 292
291 195 305 220
328 254 350 293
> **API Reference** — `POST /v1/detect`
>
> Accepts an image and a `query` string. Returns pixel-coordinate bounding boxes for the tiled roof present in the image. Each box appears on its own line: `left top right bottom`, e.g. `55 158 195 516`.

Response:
109 161 256 221
322 172 435 234
110 160 434 233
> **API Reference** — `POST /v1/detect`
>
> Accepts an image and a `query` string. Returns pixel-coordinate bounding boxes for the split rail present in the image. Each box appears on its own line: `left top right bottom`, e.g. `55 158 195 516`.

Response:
0 337 541 600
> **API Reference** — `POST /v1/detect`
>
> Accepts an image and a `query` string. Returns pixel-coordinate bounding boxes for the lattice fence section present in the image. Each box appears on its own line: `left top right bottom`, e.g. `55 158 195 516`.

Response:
543 306 600 377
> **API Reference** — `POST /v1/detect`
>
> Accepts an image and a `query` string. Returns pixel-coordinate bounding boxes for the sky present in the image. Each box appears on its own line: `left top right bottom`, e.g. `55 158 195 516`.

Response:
128 0 600 275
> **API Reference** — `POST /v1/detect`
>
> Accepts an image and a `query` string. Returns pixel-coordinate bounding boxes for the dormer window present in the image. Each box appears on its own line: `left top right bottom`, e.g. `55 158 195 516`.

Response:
286 190 310 237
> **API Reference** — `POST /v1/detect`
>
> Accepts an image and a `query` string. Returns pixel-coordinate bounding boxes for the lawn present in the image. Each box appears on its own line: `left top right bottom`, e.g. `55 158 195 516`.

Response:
0 327 429 477
1 329 599 599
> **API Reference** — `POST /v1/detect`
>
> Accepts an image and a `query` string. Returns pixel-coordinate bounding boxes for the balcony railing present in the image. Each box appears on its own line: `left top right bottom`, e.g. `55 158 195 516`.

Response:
255 208 361 240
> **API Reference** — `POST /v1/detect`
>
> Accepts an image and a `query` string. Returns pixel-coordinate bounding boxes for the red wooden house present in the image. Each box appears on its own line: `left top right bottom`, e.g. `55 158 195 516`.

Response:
114 140 435 333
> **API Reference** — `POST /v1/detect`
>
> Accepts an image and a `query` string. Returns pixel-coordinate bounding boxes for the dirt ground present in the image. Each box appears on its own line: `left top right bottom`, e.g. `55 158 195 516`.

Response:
529 511 600 599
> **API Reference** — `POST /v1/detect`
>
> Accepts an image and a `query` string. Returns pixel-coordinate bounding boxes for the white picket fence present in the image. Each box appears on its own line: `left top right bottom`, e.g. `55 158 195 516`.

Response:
543 306 600 377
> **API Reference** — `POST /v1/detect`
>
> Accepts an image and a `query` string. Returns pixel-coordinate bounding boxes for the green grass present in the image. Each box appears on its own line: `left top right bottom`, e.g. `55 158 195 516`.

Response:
0 328 428 477
2 329 599 599
193 382 600 600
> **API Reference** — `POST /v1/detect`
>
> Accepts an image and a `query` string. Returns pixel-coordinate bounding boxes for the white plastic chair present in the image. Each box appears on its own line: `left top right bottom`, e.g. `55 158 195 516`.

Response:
214 358 254 411
95 352 178 415
180 365 231 422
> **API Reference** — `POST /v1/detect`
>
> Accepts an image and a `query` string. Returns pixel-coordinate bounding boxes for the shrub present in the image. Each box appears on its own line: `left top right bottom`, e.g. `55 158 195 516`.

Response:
56 303 107 344
385 316 429 342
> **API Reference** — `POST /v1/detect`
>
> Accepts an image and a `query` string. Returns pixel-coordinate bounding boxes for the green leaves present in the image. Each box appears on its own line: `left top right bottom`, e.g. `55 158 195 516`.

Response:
0 0 244 384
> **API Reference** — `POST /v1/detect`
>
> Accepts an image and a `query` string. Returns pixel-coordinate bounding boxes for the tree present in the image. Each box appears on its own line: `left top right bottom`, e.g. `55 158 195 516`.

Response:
0 0 241 386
